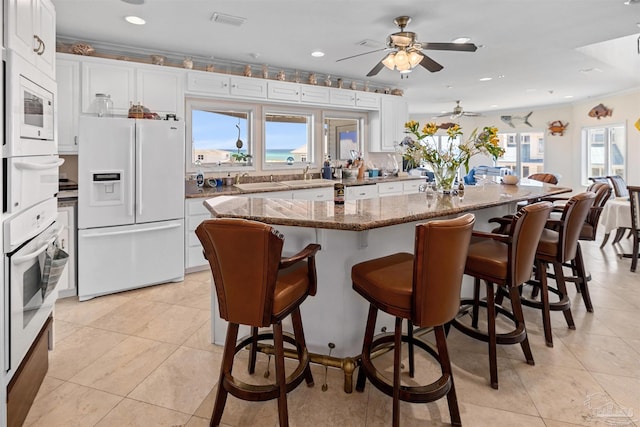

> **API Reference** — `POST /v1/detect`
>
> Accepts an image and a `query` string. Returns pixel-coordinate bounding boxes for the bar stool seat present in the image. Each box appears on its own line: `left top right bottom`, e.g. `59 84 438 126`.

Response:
196 218 320 427
352 214 475 427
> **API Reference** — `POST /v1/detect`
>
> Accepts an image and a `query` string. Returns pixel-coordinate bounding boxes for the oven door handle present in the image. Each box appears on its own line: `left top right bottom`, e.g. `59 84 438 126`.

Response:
14 158 65 170
11 242 49 265
10 228 63 265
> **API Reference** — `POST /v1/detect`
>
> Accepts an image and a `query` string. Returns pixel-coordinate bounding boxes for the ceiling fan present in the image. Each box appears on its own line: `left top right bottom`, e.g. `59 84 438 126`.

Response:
436 101 480 118
336 16 477 77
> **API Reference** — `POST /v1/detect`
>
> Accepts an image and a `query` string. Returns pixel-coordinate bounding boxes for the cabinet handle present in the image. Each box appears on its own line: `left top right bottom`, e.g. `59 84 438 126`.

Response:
33 35 45 55
74 136 78 146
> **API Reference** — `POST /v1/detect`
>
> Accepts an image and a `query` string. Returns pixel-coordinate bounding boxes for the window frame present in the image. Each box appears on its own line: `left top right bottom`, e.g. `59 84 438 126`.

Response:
185 98 256 173
261 107 315 170
581 123 626 185
495 130 546 177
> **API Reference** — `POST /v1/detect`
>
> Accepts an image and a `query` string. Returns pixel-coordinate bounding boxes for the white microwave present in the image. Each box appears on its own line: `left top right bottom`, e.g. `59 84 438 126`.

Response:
4 51 57 158
19 75 55 141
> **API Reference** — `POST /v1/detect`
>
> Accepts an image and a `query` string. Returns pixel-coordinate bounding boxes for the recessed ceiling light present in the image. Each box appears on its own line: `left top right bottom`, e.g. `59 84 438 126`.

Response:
490 105 499 108
478 77 492 82
624 0 640 5
564 95 574 99
311 50 325 58
125 15 146 25
452 37 471 44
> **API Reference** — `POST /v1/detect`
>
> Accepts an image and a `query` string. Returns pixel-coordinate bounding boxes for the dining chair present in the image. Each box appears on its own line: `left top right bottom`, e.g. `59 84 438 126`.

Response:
196 218 320 427
621 186 639 272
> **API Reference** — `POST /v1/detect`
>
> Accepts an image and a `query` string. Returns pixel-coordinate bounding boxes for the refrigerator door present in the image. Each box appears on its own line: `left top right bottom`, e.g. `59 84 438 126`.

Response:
78 117 135 229
135 120 185 224
77 219 185 301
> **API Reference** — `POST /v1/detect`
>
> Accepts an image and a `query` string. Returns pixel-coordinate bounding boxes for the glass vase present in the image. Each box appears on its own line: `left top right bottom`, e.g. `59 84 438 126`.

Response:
430 163 458 194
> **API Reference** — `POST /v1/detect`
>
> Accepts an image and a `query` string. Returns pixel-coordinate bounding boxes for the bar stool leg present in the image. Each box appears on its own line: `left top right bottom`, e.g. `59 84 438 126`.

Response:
485 280 499 389
273 322 289 427
392 317 403 427
356 305 378 393
434 325 462 427
248 326 259 374
573 244 593 312
291 307 314 386
211 323 239 427
471 278 481 329
509 286 534 365
407 320 415 378
538 261 554 347
552 262 575 330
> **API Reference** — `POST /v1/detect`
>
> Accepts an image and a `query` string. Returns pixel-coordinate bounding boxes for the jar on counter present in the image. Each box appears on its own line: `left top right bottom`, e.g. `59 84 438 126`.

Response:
94 93 113 117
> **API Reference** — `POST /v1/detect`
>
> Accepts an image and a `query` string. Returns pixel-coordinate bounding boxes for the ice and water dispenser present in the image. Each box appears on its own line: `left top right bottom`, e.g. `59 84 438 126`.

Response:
90 171 124 205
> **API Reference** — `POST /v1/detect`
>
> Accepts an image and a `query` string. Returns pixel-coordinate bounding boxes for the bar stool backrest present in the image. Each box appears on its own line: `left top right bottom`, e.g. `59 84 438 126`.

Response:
509 202 554 286
196 218 284 327
583 183 612 238
412 213 475 327
557 192 596 262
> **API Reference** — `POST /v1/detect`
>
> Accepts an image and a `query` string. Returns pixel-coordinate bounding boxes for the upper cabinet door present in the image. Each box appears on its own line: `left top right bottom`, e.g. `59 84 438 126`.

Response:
136 67 185 117
300 86 330 104
329 88 356 106
81 60 135 115
229 76 267 98
186 71 230 95
355 92 380 110
6 0 56 79
267 81 300 102
57 58 80 153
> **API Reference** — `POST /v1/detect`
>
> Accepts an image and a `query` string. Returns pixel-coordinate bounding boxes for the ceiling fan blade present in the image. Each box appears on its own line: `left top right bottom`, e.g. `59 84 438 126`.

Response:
420 42 478 52
419 55 443 73
336 48 388 62
366 61 385 77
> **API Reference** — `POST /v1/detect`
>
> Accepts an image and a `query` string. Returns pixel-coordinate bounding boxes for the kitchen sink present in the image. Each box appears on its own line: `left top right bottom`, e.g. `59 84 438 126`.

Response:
233 182 289 191
280 179 334 188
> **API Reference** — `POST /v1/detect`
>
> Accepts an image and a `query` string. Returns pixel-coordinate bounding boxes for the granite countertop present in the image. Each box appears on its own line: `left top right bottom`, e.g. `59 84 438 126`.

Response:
57 189 78 207
185 175 423 199
203 181 571 231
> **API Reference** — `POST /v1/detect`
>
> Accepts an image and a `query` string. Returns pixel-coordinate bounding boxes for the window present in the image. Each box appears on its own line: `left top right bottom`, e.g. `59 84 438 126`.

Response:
263 110 313 167
495 131 545 177
582 124 626 184
186 99 254 171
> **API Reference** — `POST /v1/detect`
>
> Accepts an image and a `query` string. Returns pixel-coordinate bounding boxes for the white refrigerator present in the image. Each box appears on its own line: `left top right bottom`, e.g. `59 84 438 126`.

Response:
77 117 185 301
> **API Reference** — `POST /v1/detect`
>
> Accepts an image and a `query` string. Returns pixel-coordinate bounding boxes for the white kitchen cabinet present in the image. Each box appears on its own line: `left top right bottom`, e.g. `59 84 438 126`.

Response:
185 199 210 272
292 187 333 201
186 71 230 95
402 180 423 194
355 92 380 110
345 185 377 200
230 76 267 98
301 86 330 104
329 88 356 106
245 190 293 199
57 57 80 153
377 181 403 197
369 96 408 152
6 0 56 79
81 59 135 115
57 206 76 298
136 66 185 117
268 81 301 102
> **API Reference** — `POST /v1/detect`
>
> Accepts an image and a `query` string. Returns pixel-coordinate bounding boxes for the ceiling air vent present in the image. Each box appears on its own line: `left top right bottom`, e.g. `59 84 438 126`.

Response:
210 12 247 26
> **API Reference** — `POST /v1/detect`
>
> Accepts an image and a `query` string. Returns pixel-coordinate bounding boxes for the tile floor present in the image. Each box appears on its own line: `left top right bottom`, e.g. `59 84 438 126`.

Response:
24 232 640 426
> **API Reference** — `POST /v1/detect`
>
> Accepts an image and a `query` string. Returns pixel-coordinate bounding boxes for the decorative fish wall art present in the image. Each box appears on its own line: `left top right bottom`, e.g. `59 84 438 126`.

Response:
548 120 569 136
437 122 457 130
588 103 613 119
635 118 640 132
500 112 533 128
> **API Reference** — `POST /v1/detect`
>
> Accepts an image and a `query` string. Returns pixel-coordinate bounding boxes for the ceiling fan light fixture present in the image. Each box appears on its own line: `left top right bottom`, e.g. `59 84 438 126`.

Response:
382 52 396 70
396 61 411 71
394 50 409 66
408 51 423 67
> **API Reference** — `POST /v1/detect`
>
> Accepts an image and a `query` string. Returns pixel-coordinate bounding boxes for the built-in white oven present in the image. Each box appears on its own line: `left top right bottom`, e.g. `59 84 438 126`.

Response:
3 50 57 158
3 155 63 214
3 198 61 378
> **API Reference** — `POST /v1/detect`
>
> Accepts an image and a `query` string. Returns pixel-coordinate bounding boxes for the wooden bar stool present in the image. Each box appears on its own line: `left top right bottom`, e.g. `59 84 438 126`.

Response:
352 214 475 427
196 218 320 427
451 201 552 389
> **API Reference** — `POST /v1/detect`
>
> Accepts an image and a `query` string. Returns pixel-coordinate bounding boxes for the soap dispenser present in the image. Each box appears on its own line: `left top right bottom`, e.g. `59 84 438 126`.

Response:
195 160 204 188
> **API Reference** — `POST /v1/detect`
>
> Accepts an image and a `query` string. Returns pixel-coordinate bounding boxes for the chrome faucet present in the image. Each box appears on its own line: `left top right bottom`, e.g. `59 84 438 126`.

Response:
302 165 310 180
235 172 249 185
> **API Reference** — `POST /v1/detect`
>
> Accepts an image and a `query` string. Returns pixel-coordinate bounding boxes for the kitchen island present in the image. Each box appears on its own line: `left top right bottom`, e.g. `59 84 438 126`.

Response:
203 180 570 391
